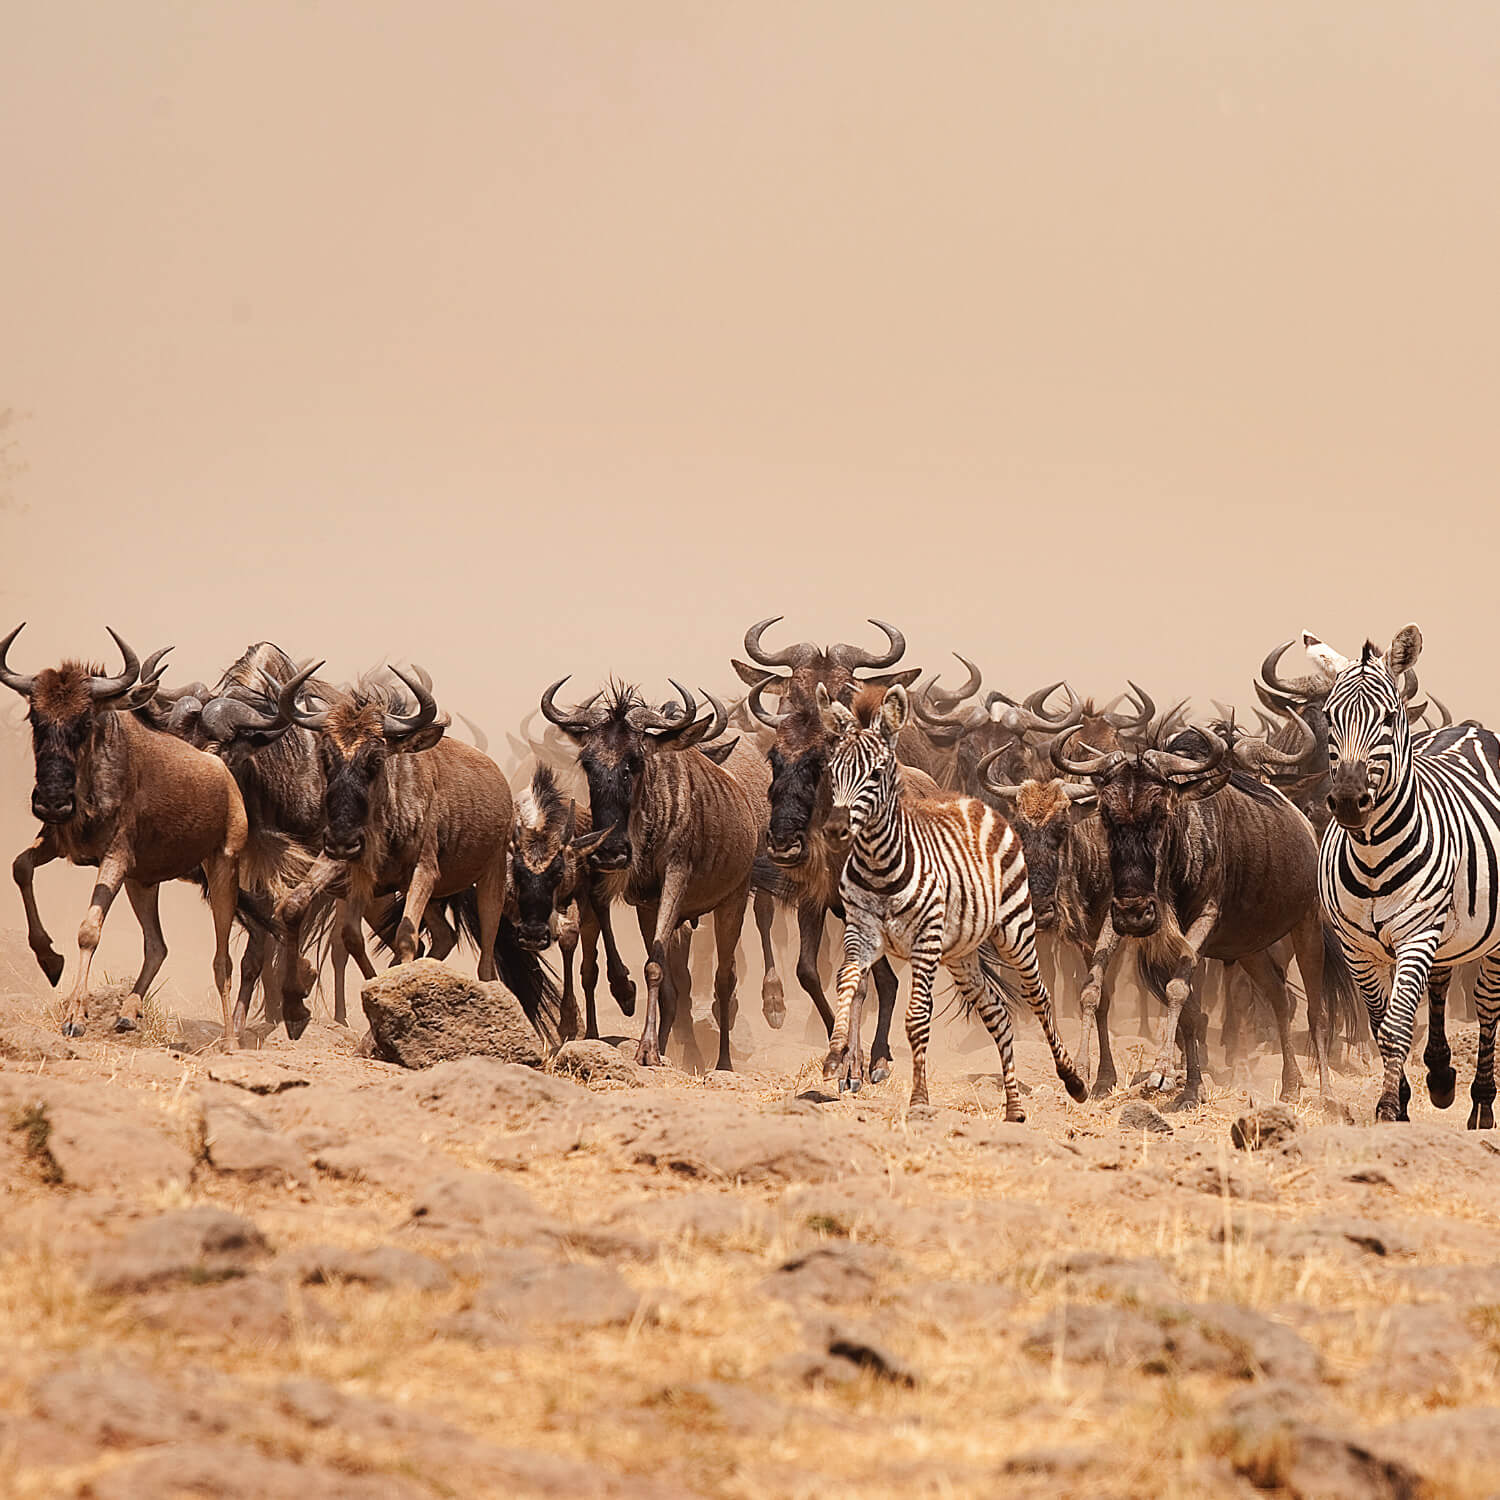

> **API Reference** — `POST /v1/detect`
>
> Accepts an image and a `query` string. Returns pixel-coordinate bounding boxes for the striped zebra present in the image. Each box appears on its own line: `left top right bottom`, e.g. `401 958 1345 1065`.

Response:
1307 623 1500 1126
815 682 1087 1117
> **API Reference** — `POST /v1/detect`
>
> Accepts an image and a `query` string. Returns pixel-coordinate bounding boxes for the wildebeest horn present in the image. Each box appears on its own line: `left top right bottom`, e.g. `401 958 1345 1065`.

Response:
89 628 141 703
277 661 330 731
1142 731 1227 780
1104 680 1155 732
1231 706 1314 770
747 675 791 729
0 622 36 697
117 648 174 711
382 666 440 740
974 744 1023 799
743 617 805 670
1430 693 1454 728
199 692 284 742
992 681 1083 733
837 618 906 672
926 653 981 708
1050 728 1127 779
1401 667 1419 703
539 678 604 739
1261 640 1333 702
458 713 489 753
697 690 729 744
911 679 986 732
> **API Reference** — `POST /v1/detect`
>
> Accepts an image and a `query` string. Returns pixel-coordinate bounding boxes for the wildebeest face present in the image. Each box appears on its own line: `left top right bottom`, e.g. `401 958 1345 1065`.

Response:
318 722 389 861
578 726 643 872
766 742 829 866
512 845 567 950
1098 772 1172 937
26 672 96 823
1008 793 1075 929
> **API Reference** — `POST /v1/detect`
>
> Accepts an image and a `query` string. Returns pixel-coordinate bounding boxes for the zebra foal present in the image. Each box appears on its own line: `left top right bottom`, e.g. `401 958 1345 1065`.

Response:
815 683 1087 1117
1307 623 1500 1125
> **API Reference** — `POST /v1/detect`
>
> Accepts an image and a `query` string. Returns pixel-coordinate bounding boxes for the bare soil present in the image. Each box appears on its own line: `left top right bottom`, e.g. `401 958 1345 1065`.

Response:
1 945 1498 1498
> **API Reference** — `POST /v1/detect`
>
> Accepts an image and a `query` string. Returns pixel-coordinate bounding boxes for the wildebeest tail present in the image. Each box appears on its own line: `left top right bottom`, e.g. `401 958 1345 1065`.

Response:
184 868 284 942
374 888 562 1045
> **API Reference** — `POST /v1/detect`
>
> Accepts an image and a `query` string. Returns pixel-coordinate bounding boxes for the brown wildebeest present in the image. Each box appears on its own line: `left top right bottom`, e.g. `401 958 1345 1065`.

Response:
276 664 558 1034
1 625 249 1046
1049 723 1359 1108
541 678 759 1070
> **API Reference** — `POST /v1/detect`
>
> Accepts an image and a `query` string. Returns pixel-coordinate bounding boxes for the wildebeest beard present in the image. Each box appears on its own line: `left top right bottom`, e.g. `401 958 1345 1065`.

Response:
513 850 566 949
580 740 639 871
767 743 828 864
27 667 105 823
320 740 385 861
1103 805 1169 935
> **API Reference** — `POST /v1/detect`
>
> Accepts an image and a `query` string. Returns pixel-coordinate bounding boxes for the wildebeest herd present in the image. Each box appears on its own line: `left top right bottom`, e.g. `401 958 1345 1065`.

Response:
6 616 1500 1130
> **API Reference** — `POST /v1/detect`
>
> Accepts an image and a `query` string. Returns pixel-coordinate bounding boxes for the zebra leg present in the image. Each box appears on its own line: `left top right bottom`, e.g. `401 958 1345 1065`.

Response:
950 953 1025 1122
903 933 944 1109
824 919 882 1091
1375 937 1441 1122
753 888 785 1029
1423 965 1456 1108
869 958 898 1084
1467 956 1500 1130
987 938 1087 1103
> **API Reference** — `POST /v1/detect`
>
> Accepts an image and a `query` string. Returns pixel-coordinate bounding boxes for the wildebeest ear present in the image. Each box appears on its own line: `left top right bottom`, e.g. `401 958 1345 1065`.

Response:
1387 623 1422 680
878 684 909 744
570 825 611 856
732 659 787 691
391 723 446 755
860 667 923 690
1300 631 1350 682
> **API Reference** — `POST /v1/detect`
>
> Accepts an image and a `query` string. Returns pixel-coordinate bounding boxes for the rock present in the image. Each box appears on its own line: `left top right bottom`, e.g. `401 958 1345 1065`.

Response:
1024 1301 1322 1382
88 1205 269 1294
483 1118 591 1170
643 1381 792 1438
0 1022 77 1062
445 1261 644 1345
361 958 544 1068
553 1039 643 1087
1356 1304 1479 1397
1118 1100 1173 1135
817 1319 918 1386
762 1244 893 1305
135 1274 338 1343
1231 1105 1299 1151
1219 1212 1414 1261
274 1243 452 1293
29 1357 231 1448
893 1279 1019 1331
206 1056 311 1094
947 1119 1077 1158
409 1170 550 1237
404 1055 590 1126
80 1443 427 1500
199 1098 310 1184
1051 1252 1176 1299
312 1138 439 1196
609 1192 774 1248
1374 1406 1500 1486
1177 1159 1276 1201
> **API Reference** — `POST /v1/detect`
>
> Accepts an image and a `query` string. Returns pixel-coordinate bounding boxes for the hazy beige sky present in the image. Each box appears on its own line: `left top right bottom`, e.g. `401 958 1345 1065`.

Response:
3 3 1498 915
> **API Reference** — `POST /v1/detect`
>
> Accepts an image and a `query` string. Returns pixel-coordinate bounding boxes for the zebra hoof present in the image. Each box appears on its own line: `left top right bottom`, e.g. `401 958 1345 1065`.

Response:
1063 1073 1088 1104
1374 1096 1405 1123
1427 1068 1457 1109
61 1020 85 1038
1468 1101 1495 1131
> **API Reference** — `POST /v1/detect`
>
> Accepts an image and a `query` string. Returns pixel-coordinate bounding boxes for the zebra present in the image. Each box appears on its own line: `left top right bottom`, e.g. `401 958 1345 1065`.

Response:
814 681 1088 1117
1306 623 1500 1126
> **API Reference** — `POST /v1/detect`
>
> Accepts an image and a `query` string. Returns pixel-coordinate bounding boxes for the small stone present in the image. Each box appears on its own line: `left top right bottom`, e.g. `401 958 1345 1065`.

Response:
552 1039 643 1087
762 1244 892 1305
206 1057 311 1095
274 1244 453 1292
1231 1104 1299 1151
1118 1100 1173 1135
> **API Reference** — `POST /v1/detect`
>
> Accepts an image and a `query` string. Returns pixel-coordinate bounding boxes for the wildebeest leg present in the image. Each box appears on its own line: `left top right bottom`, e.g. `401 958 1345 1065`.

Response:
824 917 885 1093
796 905 838 1036
60 846 130 1038
754 888 785 1029
1467 954 1500 1130
236 927 267 1034
988 939 1088 1103
636 866 689 1067
1077 917 1120 1094
1171 980 1206 1110
424 906 460 962
577 898 603 1038
203 853 242 1047
12 830 64 986
869 958 898 1084
332 899 377 1027
664 927 705 1070
950 953 1025 1121
1240 948 1301 1103
590 878 636 1015
1147 904 1218 1095
712 882 751 1071
556 903 583 1041
1423 965 1456 1108
391 851 439 967
474 856 506 985
1288 912 1333 1101
116 879 167 1033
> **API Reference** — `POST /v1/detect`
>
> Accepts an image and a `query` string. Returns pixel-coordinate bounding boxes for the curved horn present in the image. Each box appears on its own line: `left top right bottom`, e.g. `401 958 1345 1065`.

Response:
926 653 982 708
458 713 489 753
635 679 698 735
993 681 1083 733
1020 681 1075 721
839 618 906 672
382 665 440 739
1142 731 1227 780
277 661 330 732
539 677 603 739
747 675 791 730
743 617 803 670
0 622 35 697
975 744 1026 800
1050 727 1126 779
1261 640 1333 702
1430 693 1454 729
89 627 141 702
1105 680 1155 732
696 690 729 745
1401 667 1420 704
166 694 206 734
911 678 986 732
1232 706 1315 770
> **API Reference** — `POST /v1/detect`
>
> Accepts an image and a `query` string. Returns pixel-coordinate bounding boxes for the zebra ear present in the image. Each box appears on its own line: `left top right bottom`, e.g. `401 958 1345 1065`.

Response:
878 684 909 745
1387 623 1423 681
816 682 855 737
1300 631 1349 682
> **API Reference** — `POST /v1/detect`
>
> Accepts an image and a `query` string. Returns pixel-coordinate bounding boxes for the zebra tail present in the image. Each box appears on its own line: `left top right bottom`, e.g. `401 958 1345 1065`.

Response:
973 942 1031 1027
1319 921 1368 1046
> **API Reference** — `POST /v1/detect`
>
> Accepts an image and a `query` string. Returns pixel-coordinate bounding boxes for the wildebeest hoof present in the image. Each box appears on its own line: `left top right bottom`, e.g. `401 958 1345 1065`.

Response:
113 1015 137 1034
1166 1092 1200 1113
612 978 637 1013
1278 1083 1302 1106
61 1020 85 1038
38 949 64 987
1091 1075 1118 1099
1427 1067 1457 1109
1467 1101 1495 1131
869 1058 891 1085
284 1006 311 1042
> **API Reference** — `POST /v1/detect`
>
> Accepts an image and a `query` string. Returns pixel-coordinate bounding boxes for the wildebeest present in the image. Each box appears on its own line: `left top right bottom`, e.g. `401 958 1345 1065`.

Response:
1050 722 1356 1106
541 678 759 1069
276 663 558 1033
1 625 250 1046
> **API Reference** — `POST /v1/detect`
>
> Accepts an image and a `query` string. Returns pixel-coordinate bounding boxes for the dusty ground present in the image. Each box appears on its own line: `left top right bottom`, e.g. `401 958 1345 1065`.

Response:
1 941 1498 1499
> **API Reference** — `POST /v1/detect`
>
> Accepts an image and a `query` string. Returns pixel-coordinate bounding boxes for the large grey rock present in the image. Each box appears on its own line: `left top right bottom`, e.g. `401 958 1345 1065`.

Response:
362 959 543 1069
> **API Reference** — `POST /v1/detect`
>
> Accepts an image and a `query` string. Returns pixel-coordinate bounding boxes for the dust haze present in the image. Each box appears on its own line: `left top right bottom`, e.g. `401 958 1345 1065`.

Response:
4 4 1498 994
